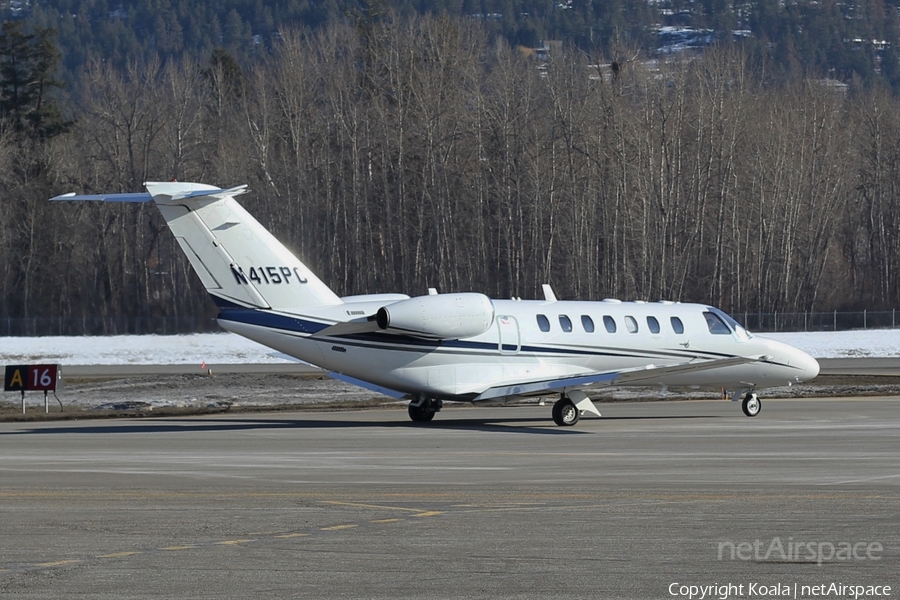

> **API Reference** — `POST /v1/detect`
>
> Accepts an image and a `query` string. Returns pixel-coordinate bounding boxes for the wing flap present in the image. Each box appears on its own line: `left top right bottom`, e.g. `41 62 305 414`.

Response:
473 355 762 401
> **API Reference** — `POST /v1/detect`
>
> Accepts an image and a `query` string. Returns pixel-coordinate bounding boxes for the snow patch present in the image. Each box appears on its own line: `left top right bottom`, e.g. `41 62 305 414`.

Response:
0 329 897 365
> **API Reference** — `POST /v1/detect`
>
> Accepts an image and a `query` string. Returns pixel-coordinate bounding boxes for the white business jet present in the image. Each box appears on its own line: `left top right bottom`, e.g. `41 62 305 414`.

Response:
53 182 819 426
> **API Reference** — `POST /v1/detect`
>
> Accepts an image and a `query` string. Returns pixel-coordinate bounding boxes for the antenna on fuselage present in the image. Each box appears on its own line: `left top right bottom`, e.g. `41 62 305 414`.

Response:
542 284 557 302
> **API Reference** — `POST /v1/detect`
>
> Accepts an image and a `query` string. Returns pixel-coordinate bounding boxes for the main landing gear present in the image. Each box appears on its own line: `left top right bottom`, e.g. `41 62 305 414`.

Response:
408 397 443 422
741 392 761 417
552 396 581 426
551 391 601 426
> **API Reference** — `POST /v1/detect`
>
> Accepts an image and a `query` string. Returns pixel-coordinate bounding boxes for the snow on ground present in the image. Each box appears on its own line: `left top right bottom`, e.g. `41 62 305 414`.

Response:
0 333 289 366
765 330 900 359
0 329 897 365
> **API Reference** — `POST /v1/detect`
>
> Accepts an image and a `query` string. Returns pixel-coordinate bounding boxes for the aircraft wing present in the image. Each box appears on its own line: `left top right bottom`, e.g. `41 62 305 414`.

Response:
472 355 763 401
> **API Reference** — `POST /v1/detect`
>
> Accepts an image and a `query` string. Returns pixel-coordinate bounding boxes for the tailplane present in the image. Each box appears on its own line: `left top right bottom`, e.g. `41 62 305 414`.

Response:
52 182 342 311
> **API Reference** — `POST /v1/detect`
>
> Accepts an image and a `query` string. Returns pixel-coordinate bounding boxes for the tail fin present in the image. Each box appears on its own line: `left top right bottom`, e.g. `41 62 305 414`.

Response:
52 181 342 311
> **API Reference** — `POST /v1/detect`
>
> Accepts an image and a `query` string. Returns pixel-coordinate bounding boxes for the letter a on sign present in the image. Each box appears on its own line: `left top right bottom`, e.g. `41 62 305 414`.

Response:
4 365 26 391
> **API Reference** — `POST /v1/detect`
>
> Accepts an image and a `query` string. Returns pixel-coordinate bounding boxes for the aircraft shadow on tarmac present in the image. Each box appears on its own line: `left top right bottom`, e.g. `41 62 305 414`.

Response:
3 413 720 437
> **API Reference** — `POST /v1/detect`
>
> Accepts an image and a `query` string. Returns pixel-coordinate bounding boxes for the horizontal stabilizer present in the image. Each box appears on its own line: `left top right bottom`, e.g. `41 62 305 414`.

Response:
165 185 250 203
51 191 152 203
473 355 760 401
50 184 248 204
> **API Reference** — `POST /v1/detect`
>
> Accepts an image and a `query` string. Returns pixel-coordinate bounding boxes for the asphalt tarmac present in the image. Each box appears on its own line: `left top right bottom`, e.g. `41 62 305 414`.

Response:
0 397 897 599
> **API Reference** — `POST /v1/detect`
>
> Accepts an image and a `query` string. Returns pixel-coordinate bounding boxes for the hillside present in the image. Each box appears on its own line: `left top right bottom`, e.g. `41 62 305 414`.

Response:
4 0 900 88
3 8 900 327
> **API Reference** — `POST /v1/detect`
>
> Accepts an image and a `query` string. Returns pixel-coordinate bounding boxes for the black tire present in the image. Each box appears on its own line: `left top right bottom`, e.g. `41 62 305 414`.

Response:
408 404 436 422
741 393 761 417
552 398 580 426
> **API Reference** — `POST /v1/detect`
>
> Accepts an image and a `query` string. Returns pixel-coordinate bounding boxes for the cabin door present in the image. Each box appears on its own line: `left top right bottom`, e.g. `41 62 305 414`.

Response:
497 315 521 355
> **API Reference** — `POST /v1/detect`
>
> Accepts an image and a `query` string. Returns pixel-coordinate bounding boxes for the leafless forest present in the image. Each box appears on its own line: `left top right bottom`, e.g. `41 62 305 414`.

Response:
2 16 900 329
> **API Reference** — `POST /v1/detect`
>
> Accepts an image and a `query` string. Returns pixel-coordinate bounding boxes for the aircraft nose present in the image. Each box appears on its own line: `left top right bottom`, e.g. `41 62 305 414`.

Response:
766 340 819 382
794 349 820 381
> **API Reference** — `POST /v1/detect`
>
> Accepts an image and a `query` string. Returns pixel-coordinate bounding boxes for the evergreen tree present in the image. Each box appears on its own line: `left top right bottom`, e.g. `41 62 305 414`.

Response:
880 45 900 91
0 21 67 138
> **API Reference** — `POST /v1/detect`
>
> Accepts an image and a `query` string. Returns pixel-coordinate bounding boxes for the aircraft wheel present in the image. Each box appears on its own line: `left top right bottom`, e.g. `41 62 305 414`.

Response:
408 403 436 422
741 393 761 417
552 398 580 426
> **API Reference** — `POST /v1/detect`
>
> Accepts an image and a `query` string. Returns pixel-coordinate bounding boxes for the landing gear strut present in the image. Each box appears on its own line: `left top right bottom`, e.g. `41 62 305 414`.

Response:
741 392 761 417
408 397 442 423
552 396 580 426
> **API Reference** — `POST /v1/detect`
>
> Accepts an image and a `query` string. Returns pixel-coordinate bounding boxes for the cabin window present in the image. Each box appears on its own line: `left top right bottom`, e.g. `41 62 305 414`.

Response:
670 316 684 334
625 315 639 333
647 316 660 334
559 315 573 332
603 315 617 333
704 311 732 335
537 314 551 332
581 315 595 333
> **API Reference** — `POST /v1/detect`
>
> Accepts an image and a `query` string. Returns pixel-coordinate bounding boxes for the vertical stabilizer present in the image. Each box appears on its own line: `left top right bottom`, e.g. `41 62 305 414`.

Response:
146 182 341 311
52 182 342 311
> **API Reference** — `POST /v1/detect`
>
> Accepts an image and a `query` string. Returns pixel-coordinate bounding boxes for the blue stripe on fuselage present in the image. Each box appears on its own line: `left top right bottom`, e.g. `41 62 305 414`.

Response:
209 294 250 310
217 308 330 335
216 308 733 361
217 308 442 347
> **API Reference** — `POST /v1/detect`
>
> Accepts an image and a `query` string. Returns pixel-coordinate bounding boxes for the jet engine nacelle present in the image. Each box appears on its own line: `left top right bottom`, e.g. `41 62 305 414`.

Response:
375 293 495 340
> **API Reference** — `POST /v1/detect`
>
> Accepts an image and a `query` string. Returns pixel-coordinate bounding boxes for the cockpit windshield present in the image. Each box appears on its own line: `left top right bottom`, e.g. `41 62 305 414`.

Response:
704 312 732 334
706 307 753 341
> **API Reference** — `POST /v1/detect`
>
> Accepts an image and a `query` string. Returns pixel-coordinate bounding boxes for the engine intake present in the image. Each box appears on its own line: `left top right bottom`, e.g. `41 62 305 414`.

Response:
376 293 494 340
